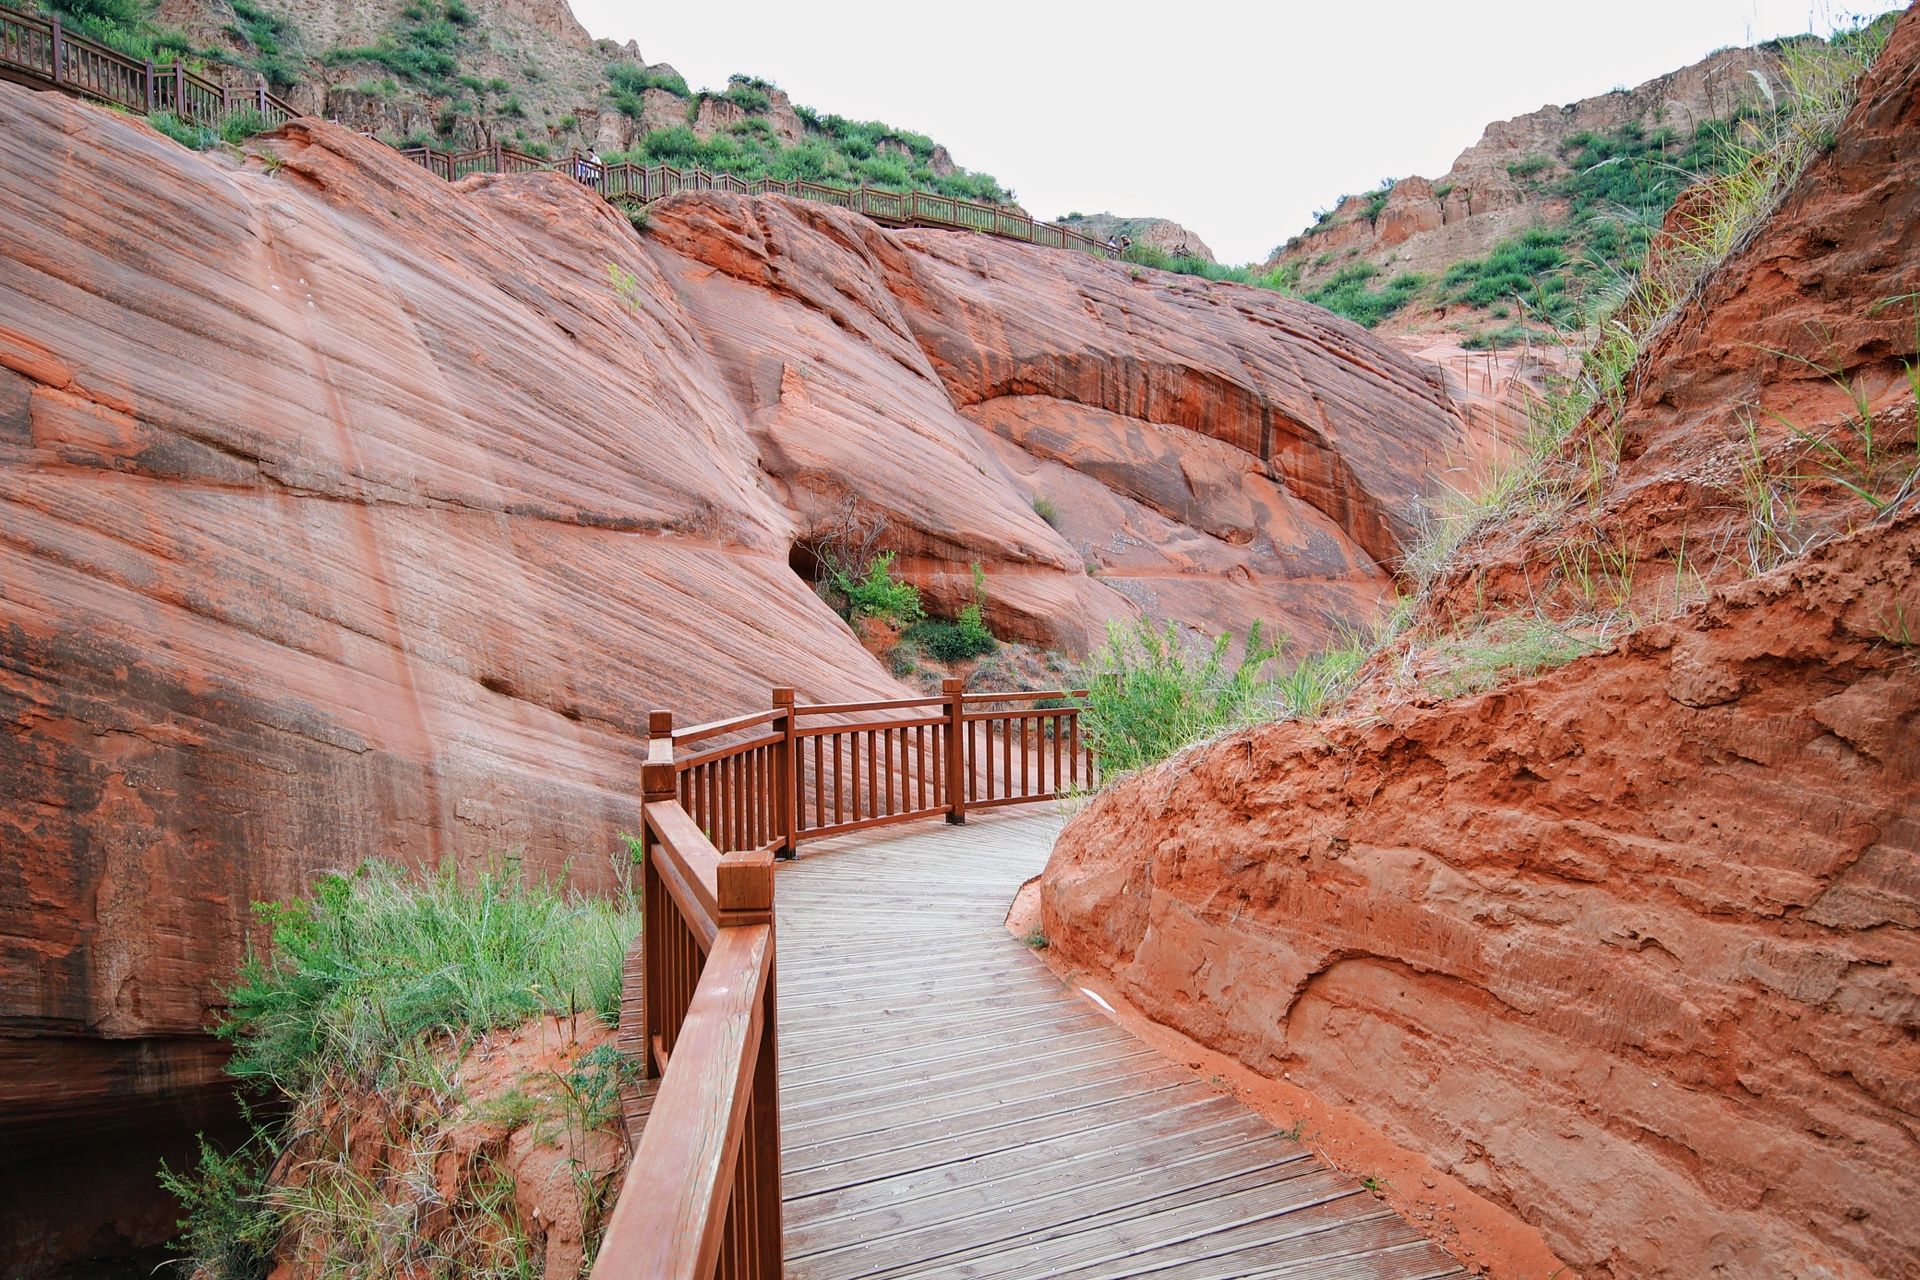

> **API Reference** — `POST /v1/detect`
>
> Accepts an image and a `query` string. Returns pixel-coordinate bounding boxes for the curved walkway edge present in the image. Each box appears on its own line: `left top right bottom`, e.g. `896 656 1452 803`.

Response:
772 809 1468 1280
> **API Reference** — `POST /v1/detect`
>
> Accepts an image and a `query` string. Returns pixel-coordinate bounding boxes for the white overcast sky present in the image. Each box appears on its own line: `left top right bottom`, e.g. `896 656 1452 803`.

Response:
569 1 1906 263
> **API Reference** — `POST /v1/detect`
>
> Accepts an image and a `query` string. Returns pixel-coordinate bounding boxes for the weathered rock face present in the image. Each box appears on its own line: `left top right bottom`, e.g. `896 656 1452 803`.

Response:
0 82 1479 1263
1044 517 1920 1279
1044 13 1920 1278
1265 42 1783 332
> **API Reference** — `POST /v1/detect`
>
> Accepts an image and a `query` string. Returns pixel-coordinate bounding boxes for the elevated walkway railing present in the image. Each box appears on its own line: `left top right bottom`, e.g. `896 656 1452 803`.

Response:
593 682 1094 1277
0 0 1107 259
396 143 1111 256
0 3 294 129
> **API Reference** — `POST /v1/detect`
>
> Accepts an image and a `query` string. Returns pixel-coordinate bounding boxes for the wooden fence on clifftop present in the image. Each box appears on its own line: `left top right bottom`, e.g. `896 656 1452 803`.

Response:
0 0 1109 259
593 683 1094 1277
397 144 1111 255
0 4 294 130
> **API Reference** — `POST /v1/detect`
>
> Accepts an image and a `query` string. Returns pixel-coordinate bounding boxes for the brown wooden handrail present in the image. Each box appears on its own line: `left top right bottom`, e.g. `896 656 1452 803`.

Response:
593 682 1095 1277
0 0 1108 259
655 681 1097 857
0 2 295 128
599 718 782 1278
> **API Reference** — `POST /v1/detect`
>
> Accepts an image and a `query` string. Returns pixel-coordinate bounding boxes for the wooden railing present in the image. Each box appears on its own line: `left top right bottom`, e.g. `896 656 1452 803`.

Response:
0 0 1104 258
657 679 1096 856
591 683 1092 1278
0 3 295 129
395 145 1113 257
597 721 782 1278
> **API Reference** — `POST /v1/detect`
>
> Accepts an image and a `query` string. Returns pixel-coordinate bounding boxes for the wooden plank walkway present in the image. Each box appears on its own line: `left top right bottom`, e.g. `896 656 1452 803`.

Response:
773 808 1468 1280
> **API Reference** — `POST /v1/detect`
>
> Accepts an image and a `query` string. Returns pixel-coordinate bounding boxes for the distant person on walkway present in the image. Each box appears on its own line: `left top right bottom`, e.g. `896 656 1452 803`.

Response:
1106 235 1120 253
1118 235 1132 253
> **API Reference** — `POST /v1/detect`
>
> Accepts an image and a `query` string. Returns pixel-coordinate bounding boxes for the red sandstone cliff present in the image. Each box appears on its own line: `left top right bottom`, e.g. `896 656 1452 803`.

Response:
1043 10 1920 1279
0 79 1479 1261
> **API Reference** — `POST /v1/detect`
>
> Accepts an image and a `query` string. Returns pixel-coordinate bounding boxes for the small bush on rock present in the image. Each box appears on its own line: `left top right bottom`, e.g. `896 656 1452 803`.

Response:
827 550 924 629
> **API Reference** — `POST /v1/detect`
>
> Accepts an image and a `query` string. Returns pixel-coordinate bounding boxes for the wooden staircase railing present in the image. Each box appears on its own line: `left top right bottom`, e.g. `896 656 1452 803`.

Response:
393 145 1113 257
0 3 295 129
593 684 1094 1277
0 0 1107 259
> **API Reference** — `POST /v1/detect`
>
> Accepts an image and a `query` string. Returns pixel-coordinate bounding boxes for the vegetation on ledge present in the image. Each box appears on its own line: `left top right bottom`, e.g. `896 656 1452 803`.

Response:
160 859 639 1279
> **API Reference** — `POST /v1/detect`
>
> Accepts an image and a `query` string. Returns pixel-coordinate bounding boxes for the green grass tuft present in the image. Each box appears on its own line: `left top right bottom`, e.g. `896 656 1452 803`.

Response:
1081 619 1283 775
218 859 638 1094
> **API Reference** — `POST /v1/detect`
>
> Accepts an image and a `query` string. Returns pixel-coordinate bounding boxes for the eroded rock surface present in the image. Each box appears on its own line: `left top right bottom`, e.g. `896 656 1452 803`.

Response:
0 81 1480 1262
1043 13 1920 1278
1045 516 1920 1279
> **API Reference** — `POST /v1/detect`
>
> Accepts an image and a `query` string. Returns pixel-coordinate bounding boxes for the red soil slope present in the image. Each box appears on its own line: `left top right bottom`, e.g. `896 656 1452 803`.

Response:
0 82 1485 1260
1043 12 1920 1278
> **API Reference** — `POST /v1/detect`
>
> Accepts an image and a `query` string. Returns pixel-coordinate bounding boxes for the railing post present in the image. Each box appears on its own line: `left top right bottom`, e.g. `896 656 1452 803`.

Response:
943 677 966 825
773 687 798 860
638 709 675 1080
48 14 61 86
144 60 154 112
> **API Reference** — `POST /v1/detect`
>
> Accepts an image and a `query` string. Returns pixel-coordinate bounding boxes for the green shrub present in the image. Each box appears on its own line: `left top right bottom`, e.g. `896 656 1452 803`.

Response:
148 109 214 149
886 640 924 677
827 550 924 629
218 860 638 1093
219 108 267 144
721 78 771 112
157 1127 278 1280
1360 178 1395 220
904 604 996 663
1121 242 1173 270
1506 154 1552 181
608 61 688 113
1304 264 1426 327
1031 495 1060 527
1080 618 1284 774
1439 226 1572 323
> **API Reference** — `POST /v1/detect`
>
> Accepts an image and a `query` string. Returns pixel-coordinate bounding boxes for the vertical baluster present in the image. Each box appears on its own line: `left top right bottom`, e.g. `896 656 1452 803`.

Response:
1071 712 1082 791
866 729 878 821
812 734 824 831
932 723 945 809
732 752 745 851
943 678 966 824
833 733 844 827
884 728 895 816
983 721 998 802
1052 713 1064 796
916 725 928 813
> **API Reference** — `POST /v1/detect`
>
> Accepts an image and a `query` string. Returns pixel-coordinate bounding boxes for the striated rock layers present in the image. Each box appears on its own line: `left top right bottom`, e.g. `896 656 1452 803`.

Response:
1044 13 1920 1279
0 81 1476 1261
1044 516 1920 1278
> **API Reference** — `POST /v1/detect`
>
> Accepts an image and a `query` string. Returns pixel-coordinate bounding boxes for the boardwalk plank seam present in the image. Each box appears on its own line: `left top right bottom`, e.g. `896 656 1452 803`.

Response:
776 810 1467 1280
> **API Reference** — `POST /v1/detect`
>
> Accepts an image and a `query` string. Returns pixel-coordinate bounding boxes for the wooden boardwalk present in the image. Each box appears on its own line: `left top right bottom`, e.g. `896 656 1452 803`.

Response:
772 809 1468 1280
